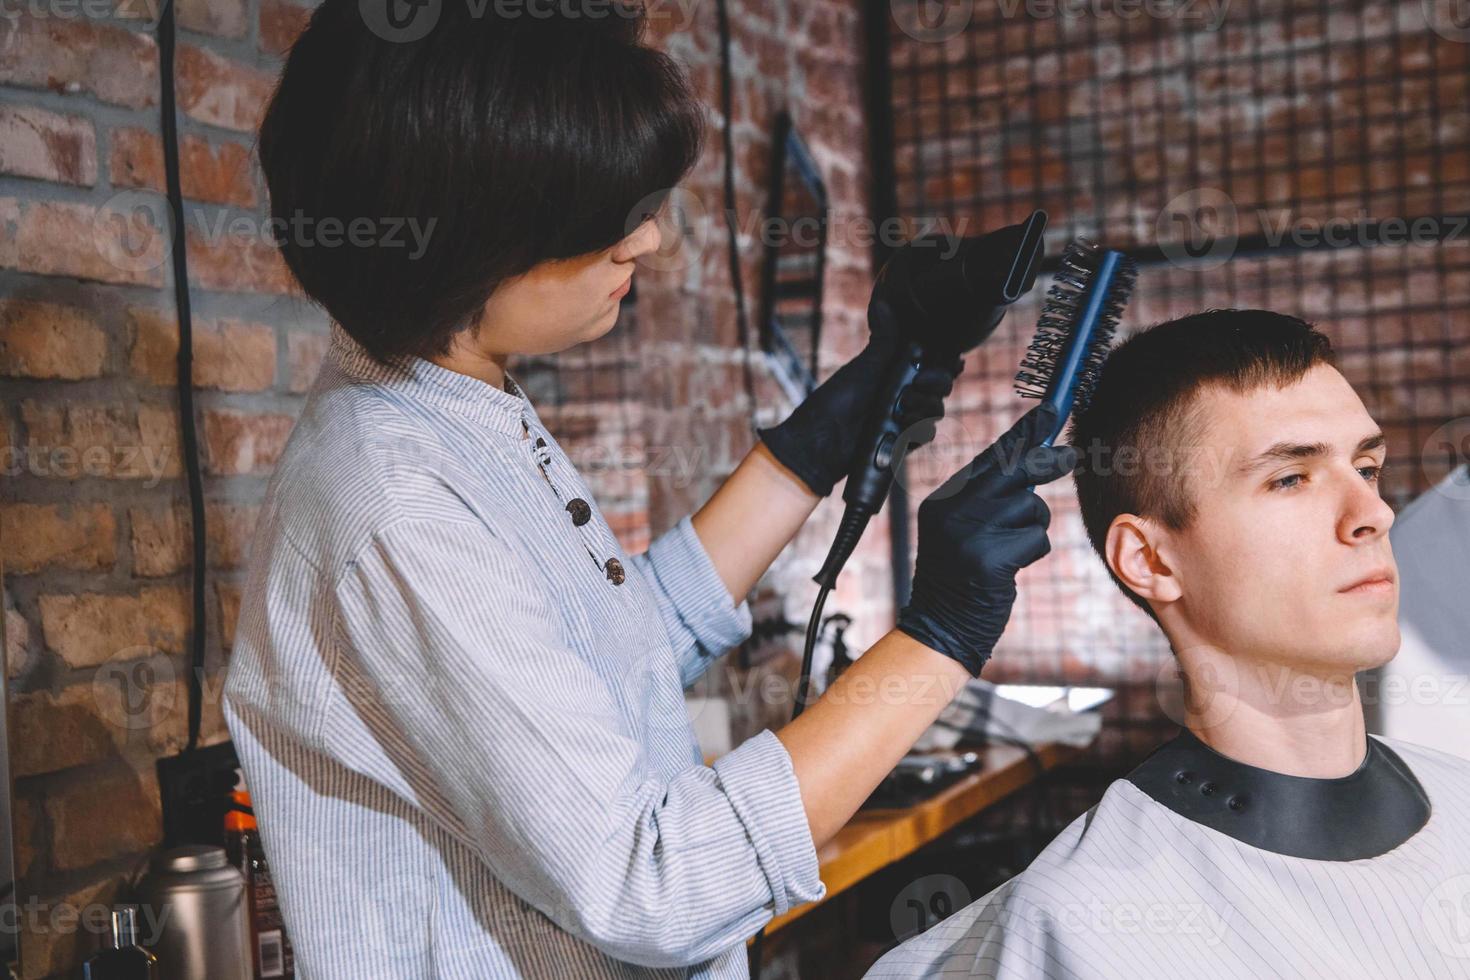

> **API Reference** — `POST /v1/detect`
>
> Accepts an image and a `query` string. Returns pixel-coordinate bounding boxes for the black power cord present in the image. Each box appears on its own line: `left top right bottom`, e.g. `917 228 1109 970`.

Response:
713 0 760 434
156 0 207 753
749 580 829 978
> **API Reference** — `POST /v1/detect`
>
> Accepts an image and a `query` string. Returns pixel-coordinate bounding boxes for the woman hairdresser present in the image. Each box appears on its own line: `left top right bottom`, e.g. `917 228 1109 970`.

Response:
220 1 1074 976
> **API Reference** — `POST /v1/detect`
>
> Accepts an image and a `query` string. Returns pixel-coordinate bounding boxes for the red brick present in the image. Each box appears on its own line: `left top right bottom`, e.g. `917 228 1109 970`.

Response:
217 579 241 650
0 299 107 379
287 329 329 392
128 504 184 577
19 400 181 482
129 501 261 576
259 0 313 56
5 601 29 678
12 793 35 880
185 220 297 294
38 586 188 669
50 665 186 765
45 766 162 871
0 503 116 573
175 44 275 132
109 127 257 207
178 0 249 38
128 307 276 391
0 197 166 288
10 687 118 778
203 409 294 475
0 14 158 110
0 104 97 185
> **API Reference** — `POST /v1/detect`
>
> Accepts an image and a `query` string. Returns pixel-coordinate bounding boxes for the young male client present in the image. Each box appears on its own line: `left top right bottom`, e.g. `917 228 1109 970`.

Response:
868 309 1470 978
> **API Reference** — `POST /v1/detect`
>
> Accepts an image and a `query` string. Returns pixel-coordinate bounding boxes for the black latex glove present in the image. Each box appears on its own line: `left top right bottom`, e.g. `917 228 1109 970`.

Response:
896 402 1078 676
757 299 962 497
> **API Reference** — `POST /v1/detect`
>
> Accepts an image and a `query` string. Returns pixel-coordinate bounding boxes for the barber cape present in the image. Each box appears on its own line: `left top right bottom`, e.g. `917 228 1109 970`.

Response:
866 729 1470 979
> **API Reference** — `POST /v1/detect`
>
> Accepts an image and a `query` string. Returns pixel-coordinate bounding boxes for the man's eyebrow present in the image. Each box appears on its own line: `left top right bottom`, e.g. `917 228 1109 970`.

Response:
1237 431 1386 475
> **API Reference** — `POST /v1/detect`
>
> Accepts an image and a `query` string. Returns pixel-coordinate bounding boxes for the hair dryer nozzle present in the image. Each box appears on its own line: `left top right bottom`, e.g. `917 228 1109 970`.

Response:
870 208 1048 357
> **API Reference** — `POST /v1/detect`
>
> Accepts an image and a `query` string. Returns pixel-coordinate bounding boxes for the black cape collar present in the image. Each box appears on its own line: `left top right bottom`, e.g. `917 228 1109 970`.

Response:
1126 728 1430 861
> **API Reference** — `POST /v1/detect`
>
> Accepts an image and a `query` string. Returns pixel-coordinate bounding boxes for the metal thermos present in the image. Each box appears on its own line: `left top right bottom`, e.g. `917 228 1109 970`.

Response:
137 845 251 980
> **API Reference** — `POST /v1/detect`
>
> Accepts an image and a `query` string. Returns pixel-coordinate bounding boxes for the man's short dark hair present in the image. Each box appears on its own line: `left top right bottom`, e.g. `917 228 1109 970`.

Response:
1068 309 1338 622
257 0 706 361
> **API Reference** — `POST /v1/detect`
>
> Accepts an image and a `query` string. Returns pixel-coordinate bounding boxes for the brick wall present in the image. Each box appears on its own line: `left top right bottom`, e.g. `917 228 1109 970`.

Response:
1 1 883 976
1 0 317 972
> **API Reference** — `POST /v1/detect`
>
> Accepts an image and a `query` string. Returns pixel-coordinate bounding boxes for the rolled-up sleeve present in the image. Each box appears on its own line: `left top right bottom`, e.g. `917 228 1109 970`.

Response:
628 514 753 688
331 518 822 968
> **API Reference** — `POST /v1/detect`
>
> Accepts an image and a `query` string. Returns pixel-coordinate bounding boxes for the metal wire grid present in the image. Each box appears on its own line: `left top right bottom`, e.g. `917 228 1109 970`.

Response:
882 0 1470 773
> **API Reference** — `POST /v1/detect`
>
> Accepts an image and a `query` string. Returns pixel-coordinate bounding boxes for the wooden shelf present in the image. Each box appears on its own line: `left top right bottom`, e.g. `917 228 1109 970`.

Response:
760 741 1080 935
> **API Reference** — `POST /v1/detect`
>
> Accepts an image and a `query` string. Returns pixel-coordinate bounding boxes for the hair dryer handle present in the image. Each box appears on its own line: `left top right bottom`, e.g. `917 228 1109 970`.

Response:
840 339 928 515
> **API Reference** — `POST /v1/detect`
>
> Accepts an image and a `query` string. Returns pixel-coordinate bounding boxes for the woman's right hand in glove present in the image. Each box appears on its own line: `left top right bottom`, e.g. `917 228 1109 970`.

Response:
894 402 1078 676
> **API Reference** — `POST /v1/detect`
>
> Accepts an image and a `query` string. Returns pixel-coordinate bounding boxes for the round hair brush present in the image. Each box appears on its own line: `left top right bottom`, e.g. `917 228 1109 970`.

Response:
1014 239 1138 444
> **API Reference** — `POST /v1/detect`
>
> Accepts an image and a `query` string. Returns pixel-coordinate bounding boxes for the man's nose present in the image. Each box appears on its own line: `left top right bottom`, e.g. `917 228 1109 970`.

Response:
1338 465 1395 543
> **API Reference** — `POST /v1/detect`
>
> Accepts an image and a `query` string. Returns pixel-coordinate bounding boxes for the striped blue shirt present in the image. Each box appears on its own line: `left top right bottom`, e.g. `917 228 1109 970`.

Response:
222 323 826 978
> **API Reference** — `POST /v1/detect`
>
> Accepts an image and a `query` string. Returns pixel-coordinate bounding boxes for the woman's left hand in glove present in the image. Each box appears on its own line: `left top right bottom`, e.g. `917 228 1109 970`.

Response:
756 298 962 498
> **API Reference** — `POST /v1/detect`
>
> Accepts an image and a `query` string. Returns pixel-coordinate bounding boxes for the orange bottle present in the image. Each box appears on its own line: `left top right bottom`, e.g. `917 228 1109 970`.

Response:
224 789 295 979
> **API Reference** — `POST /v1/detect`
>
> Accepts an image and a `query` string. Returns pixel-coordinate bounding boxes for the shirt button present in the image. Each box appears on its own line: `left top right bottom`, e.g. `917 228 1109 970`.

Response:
566 498 591 526
605 557 625 585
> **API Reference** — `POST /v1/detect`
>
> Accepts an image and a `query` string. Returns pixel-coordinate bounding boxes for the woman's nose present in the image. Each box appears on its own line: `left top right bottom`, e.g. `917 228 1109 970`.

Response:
628 213 662 258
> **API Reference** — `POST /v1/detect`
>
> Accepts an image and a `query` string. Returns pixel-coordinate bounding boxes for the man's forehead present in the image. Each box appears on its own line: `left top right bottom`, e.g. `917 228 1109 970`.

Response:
1187 366 1380 470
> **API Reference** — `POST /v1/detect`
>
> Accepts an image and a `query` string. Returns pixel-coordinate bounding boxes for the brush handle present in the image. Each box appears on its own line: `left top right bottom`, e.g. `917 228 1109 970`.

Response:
1039 248 1124 448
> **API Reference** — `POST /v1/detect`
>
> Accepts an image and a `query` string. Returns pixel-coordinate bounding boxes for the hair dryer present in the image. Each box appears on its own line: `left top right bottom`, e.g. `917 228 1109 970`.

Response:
811 209 1049 590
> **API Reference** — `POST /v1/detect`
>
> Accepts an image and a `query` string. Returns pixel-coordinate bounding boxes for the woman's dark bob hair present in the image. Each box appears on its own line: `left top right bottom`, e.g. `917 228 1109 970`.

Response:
258 0 707 361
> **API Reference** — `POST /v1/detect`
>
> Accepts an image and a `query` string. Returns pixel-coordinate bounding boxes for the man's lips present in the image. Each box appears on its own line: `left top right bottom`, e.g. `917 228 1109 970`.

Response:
1338 568 1395 594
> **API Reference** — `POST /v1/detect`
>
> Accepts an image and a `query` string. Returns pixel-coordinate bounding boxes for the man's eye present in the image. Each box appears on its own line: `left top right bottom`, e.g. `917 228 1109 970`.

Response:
1359 464 1384 482
1269 473 1305 491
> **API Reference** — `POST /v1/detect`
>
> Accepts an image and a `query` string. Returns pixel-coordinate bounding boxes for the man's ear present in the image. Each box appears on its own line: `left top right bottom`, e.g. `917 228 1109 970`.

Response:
1105 514 1182 606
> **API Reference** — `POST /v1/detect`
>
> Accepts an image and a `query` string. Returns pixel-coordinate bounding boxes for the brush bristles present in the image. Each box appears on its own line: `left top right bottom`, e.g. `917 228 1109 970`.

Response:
1014 238 1137 417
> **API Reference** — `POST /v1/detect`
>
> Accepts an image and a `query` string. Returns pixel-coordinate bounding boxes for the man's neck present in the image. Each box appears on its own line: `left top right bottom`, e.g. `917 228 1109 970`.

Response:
1183 656 1369 778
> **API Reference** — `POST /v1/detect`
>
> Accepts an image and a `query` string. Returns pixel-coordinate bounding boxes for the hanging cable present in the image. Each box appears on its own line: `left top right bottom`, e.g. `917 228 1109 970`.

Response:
714 0 761 432
156 0 207 752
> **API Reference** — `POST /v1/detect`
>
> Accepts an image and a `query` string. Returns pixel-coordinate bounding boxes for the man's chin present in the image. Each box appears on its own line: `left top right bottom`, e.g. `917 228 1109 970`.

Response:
1334 616 1401 673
